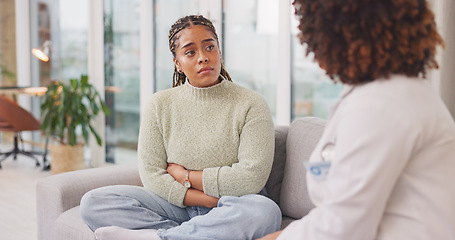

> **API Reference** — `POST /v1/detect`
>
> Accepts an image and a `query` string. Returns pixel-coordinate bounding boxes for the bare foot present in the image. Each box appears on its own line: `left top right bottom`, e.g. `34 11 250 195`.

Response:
94 226 160 240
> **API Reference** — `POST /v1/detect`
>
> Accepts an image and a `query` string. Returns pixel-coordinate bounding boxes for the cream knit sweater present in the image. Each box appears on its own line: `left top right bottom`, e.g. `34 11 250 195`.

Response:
137 80 275 208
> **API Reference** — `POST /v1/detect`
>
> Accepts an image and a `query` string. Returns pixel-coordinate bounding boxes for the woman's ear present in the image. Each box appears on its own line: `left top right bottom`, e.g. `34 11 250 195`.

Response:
173 57 182 72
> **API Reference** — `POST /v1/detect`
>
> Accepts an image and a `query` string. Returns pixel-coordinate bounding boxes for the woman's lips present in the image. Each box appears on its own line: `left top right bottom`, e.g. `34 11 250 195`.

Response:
198 67 213 74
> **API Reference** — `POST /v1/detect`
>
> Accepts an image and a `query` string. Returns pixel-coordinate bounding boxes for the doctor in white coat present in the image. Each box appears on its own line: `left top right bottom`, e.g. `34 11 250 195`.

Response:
260 0 455 239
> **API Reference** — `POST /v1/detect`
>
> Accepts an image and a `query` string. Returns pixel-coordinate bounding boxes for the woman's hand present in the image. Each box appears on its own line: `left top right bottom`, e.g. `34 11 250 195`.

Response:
184 188 219 208
256 230 282 240
167 163 187 184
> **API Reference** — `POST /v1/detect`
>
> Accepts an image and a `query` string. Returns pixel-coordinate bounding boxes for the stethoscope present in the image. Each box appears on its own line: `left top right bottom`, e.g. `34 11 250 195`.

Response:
320 137 336 162
307 86 356 178
317 85 356 163
306 137 336 177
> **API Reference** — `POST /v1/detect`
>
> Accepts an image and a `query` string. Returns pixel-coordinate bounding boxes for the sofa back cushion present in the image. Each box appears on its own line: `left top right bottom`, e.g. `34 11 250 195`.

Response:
265 125 289 205
279 117 326 219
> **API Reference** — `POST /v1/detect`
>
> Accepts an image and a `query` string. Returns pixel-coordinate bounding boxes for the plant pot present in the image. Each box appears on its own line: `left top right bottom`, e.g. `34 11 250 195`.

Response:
49 143 85 174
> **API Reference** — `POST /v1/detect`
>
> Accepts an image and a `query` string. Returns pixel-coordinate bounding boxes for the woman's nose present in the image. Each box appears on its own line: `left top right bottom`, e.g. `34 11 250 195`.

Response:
198 53 209 63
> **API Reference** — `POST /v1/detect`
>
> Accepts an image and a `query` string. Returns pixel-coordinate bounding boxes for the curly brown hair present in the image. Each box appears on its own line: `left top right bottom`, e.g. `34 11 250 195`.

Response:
293 0 444 84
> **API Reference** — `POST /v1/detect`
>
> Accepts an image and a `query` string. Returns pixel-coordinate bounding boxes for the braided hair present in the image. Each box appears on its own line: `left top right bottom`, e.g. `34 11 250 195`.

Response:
169 15 232 87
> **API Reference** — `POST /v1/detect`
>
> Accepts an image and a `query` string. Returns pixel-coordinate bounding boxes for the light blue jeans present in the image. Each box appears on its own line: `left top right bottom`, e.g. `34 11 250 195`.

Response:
80 185 282 240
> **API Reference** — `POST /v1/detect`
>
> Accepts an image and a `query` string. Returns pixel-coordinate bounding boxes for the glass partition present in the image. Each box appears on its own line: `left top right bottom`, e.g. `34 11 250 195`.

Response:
59 0 89 81
29 0 89 90
104 0 141 163
154 0 201 91
290 13 343 120
223 0 279 120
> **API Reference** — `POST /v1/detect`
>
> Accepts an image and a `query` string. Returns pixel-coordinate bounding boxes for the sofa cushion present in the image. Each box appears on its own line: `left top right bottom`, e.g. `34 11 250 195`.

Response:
266 125 289 205
279 117 326 219
55 206 95 240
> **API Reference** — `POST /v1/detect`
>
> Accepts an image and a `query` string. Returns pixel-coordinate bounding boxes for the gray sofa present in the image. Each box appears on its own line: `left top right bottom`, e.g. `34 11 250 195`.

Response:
36 117 326 240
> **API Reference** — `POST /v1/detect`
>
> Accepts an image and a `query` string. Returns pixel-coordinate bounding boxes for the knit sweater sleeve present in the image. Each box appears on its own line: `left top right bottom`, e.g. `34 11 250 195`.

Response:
202 95 275 197
137 96 188 208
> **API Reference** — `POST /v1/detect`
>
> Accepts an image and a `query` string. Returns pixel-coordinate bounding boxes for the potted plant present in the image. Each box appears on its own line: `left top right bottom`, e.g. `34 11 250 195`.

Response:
40 75 110 174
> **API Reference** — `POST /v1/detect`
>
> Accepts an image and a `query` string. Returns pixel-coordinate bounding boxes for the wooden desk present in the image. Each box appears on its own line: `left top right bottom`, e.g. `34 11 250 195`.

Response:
0 86 48 96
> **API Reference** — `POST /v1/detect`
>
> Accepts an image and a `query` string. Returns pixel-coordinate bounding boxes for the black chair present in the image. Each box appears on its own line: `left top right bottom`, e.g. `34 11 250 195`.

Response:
0 95 46 168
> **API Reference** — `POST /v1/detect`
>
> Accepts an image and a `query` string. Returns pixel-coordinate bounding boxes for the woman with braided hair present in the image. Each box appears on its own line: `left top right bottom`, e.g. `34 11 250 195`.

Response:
260 0 455 239
80 15 281 240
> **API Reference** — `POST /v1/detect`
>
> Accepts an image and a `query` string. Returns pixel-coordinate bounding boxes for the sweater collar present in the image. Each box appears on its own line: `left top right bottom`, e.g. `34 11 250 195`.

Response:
182 77 230 100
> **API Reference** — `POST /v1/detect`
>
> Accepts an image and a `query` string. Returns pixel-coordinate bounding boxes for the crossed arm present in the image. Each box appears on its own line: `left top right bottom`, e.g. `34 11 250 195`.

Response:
168 163 282 239
167 163 219 208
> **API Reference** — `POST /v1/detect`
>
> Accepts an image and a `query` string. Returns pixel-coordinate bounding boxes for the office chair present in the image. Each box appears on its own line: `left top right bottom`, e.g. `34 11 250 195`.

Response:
0 95 45 168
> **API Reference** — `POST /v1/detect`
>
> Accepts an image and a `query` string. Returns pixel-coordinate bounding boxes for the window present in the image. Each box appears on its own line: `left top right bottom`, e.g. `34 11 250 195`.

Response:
59 0 89 81
24 0 343 165
104 0 141 164
28 0 90 160
31 0 89 87
291 39 343 120
223 0 279 120
154 0 201 91
289 3 342 121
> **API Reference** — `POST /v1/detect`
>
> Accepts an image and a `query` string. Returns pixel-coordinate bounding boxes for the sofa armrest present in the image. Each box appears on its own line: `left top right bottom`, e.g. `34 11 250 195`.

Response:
36 163 142 240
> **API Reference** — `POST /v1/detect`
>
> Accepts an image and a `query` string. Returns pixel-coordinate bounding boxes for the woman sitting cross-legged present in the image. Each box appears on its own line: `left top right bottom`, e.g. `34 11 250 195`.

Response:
80 15 282 240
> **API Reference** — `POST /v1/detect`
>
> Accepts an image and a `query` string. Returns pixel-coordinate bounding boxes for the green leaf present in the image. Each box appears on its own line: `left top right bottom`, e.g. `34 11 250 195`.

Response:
68 121 76 146
81 75 88 86
81 123 89 144
40 113 50 130
101 101 111 116
88 124 102 146
70 79 78 89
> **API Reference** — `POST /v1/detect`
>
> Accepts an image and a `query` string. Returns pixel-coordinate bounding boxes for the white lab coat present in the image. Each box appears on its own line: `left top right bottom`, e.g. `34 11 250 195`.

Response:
278 75 455 240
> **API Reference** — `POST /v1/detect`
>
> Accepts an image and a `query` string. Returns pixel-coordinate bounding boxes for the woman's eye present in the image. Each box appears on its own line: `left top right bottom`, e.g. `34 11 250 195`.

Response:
206 45 215 51
185 51 195 56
